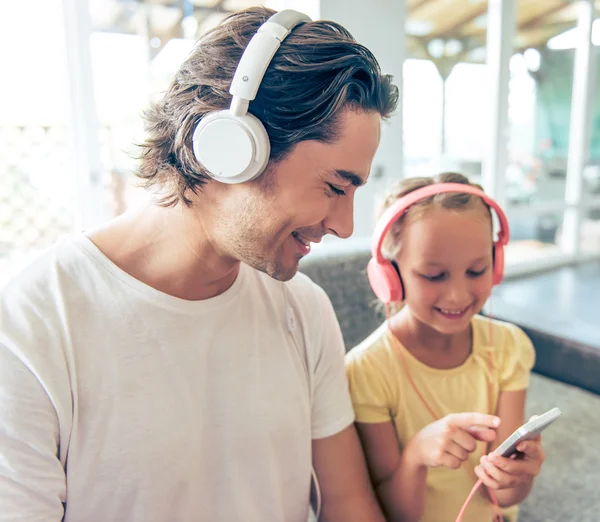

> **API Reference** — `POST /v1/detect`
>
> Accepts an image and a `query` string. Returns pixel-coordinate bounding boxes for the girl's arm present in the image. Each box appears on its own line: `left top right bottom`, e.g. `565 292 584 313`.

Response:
356 413 500 522
477 389 545 507
355 421 427 522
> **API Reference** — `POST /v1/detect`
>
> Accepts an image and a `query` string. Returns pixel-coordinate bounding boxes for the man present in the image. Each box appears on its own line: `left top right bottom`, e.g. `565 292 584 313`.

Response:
0 6 398 521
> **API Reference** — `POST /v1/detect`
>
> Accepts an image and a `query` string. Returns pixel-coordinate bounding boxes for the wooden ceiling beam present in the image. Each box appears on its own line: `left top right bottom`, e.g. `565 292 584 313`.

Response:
519 2 572 31
432 5 487 37
409 0 439 14
430 2 574 41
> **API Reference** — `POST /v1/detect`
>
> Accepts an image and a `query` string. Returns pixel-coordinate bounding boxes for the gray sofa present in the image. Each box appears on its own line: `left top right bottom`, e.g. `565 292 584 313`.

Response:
301 248 600 522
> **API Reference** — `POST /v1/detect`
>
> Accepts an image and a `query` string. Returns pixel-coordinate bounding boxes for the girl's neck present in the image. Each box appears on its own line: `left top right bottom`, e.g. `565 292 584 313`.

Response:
389 307 473 369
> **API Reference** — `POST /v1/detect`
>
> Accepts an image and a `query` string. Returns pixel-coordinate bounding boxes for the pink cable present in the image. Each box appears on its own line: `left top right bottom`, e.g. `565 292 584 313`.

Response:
455 479 483 521
455 479 502 522
456 301 503 522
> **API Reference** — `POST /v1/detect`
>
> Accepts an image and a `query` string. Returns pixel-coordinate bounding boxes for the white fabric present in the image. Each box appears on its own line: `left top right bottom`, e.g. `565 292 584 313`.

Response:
0 234 354 522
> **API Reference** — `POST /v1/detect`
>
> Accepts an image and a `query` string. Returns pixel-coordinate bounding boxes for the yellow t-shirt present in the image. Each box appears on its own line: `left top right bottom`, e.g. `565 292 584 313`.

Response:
345 315 535 522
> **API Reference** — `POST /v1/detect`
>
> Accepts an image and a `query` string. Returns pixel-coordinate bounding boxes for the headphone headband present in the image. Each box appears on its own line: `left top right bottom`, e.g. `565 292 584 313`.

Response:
372 183 510 261
229 10 311 115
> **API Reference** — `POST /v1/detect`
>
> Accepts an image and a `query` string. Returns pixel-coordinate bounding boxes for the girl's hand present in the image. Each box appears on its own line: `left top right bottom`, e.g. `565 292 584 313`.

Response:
407 412 500 470
474 437 545 490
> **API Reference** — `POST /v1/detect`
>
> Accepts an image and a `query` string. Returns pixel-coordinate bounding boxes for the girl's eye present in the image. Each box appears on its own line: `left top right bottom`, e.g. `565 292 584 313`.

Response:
467 268 487 278
422 273 446 282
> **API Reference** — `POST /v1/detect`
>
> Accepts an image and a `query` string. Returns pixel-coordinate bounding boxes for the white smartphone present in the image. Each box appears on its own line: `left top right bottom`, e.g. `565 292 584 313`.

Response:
493 407 561 458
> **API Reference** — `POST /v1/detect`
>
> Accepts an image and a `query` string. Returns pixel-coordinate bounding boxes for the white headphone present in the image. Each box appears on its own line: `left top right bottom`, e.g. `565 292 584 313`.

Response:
192 10 311 184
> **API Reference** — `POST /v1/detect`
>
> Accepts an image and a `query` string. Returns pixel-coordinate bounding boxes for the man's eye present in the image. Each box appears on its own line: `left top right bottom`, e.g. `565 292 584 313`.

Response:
327 184 346 196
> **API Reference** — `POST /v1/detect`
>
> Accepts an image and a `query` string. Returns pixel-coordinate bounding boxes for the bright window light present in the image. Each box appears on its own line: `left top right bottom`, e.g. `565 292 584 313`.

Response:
547 19 600 50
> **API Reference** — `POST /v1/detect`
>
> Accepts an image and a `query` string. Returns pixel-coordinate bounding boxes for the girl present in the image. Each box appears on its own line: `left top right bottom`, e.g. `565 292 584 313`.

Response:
345 173 546 522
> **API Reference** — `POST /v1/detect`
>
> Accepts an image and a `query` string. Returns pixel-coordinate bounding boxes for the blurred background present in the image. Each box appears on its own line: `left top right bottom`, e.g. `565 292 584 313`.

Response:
1 0 599 285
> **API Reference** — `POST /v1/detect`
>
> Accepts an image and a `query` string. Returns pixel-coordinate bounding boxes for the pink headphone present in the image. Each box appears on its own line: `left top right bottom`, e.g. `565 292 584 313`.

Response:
367 182 510 304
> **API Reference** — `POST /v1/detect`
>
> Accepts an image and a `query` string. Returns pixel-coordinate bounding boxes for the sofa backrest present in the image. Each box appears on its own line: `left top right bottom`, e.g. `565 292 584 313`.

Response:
300 247 383 351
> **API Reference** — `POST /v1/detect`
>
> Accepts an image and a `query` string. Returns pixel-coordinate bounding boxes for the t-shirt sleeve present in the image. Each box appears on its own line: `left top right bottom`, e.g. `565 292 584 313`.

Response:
0 341 66 520
345 338 397 424
309 287 355 440
499 325 536 392
0 274 70 521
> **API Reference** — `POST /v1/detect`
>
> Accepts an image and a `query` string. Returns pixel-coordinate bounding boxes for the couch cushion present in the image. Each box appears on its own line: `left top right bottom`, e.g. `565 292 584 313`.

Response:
520 373 600 521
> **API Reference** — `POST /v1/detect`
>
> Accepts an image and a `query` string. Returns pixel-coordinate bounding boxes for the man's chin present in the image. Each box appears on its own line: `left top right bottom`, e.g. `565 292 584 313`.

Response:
264 256 301 282
267 264 299 282
243 250 301 282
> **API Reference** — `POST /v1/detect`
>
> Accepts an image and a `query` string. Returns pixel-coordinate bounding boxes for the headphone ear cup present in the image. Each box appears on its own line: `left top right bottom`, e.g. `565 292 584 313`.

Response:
492 244 504 285
367 258 404 304
192 111 270 184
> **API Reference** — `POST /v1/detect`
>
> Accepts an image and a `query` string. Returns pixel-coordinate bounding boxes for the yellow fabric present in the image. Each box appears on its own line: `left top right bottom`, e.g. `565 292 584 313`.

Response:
345 315 535 522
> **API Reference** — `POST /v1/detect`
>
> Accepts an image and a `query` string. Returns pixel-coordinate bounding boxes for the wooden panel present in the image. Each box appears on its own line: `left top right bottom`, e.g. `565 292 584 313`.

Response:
459 0 568 37
412 0 487 37
222 0 255 12
191 0 222 6
518 1 571 29
516 0 564 26
459 13 488 37
542 3 581 25
407 0 439 11
422 0 583 45
516 26 566 50
146 0 224 7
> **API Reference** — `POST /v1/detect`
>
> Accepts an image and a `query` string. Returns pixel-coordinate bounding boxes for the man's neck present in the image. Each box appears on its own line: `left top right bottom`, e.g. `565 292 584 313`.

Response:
87 202 240 301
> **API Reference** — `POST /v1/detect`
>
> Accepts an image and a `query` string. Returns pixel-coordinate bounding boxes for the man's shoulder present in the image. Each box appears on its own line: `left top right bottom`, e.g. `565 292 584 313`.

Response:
2 235 82 293
0 235 94 327
0 236 91 364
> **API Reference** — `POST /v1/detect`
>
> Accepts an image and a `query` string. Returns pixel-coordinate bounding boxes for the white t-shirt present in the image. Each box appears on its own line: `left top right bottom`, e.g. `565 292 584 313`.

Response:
0 234 354 522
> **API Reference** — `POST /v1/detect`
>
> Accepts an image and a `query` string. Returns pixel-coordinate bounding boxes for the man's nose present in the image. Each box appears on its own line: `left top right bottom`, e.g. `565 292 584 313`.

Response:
325 196 354 239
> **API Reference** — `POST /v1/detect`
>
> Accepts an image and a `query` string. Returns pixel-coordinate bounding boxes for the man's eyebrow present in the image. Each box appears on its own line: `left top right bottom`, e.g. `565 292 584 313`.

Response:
332 169 365 187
